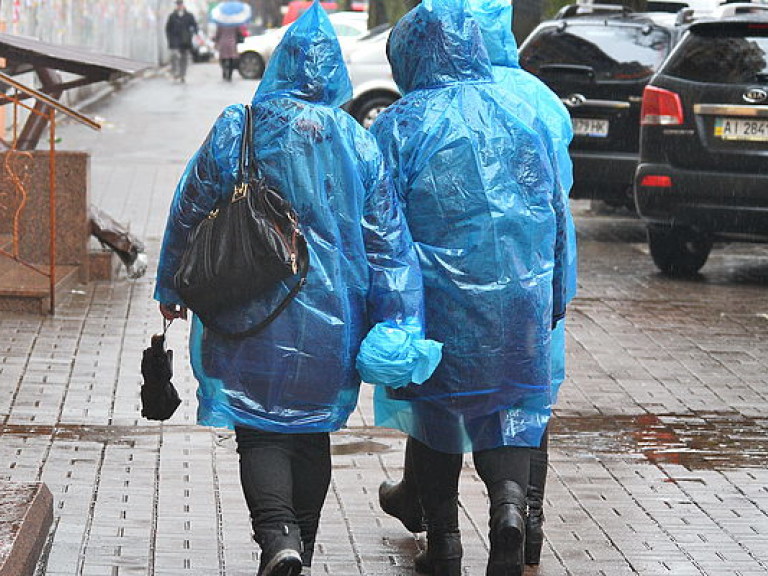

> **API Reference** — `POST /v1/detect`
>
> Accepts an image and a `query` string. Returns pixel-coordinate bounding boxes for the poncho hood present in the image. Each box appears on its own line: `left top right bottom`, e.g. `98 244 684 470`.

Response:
466 0 520 68
387 0 493 94
254 0 352 106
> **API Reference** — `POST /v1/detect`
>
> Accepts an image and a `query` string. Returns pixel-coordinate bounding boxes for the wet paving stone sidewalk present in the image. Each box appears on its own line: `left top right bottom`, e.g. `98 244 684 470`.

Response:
1 63 768 575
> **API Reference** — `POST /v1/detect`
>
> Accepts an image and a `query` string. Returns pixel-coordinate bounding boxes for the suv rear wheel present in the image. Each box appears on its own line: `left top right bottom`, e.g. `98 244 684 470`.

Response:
647 225 713 276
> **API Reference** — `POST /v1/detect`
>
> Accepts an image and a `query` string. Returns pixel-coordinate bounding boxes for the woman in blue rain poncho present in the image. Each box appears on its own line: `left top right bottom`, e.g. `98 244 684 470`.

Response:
369 0 566 574
378 0 579 569
154 4 432 575
466 0 577 566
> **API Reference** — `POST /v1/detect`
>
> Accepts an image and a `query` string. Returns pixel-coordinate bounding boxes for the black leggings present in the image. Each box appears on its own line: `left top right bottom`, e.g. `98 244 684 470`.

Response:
409 436 531 530
220 58 237 79
235 427 331 554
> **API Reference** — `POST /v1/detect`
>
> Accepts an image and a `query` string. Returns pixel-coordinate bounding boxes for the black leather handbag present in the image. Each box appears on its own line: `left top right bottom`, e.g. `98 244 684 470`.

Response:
173 105 309 338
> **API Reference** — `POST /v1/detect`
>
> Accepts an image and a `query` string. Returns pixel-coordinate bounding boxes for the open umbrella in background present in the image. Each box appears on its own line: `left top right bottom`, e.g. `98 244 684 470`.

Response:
210 0 253 26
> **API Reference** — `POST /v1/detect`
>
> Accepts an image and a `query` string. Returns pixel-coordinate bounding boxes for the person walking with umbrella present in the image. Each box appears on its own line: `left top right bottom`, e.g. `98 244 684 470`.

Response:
213 25 241 81
211 1 252 81
165 0 199 83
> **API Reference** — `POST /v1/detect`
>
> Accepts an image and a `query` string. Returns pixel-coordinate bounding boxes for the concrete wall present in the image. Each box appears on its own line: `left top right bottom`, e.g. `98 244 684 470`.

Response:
0 0 207 138
0 0 209 66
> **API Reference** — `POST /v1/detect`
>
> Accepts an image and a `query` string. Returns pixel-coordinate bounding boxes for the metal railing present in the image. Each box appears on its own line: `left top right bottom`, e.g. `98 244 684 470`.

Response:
0 70 100 312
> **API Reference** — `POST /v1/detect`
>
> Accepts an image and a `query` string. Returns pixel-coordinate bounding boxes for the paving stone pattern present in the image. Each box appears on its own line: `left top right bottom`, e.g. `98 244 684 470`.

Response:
1 63 767 575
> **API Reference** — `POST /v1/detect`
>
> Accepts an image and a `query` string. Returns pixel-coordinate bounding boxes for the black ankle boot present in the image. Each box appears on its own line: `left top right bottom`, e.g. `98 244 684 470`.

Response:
486 481 526 576
255 524 303 576
525 489 544 565
525 445 548 565
414 530 462 576
300 536 315 570
379 480 426 533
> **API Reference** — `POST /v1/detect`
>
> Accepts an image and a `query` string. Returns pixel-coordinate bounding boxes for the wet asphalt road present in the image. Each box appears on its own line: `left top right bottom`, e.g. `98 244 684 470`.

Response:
1 61 767 575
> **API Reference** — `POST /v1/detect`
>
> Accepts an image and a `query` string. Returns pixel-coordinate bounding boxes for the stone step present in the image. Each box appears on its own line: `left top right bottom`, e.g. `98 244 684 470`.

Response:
0 257 81 313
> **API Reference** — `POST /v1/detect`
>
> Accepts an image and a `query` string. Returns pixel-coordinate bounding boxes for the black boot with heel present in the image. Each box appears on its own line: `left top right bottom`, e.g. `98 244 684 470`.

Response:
255 524 303 576
486 481 526 576
414 530 463 576
413 497 463 576
379 479 427 533
525 442 548 565
379 437 427 533
409 437 464 576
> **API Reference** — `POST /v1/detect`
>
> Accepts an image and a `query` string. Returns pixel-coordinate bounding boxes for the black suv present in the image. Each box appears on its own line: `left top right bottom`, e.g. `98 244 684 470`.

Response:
635 15 768 274
519 5 678 207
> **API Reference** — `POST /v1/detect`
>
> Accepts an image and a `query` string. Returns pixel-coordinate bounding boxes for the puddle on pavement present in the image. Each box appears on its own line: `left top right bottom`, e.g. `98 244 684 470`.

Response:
331 437 391 455
5 412 764 469
551 411 768 470
1 423 395 455
0 423 199 446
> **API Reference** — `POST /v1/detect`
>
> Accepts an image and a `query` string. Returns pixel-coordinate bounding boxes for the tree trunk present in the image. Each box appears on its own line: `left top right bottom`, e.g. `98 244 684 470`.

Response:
514 0 545 44
368 0 411 29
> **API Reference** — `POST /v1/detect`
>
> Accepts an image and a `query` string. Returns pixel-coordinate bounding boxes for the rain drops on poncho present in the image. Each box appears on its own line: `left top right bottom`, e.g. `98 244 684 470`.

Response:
370 0 566 452
156 2 429 432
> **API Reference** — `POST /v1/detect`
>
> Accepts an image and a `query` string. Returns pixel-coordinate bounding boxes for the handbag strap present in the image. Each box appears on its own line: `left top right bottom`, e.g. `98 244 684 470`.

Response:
203 103 308 340
205 238 309 340
238 104 261 183
238 104 251 181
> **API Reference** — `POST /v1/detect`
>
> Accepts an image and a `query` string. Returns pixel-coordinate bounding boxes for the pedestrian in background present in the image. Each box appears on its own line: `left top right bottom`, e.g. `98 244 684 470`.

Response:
155 4 434 575
213 24 242 81
370 0 567 574
165 0 199 83
378 0 578 570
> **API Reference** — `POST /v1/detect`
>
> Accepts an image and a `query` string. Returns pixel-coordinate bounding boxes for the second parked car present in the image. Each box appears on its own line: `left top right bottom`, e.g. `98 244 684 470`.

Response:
344 25 399 128
635 14 768 274
519 5 678 207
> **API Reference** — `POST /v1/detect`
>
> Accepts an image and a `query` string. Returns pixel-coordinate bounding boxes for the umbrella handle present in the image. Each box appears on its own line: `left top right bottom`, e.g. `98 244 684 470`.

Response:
163 317 173 335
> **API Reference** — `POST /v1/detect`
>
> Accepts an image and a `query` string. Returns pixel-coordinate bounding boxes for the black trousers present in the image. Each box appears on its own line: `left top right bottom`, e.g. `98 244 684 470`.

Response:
235 427 331 559
409 436 531 531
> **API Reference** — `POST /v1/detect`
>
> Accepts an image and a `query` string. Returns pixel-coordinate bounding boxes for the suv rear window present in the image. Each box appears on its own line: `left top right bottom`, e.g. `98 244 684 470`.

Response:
662 24 768 83
520 22 672 81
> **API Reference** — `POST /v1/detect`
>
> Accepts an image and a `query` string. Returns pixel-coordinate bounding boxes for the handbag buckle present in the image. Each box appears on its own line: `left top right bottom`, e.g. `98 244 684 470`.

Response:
207 208 219 220
232 183 249 202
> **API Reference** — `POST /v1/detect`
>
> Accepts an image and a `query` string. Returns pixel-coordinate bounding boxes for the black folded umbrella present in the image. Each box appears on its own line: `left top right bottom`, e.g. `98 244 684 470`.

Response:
141 331 181 421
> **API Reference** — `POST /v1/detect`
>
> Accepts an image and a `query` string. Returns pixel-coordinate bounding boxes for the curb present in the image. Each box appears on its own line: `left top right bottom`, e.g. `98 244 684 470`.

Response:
0 482 53 576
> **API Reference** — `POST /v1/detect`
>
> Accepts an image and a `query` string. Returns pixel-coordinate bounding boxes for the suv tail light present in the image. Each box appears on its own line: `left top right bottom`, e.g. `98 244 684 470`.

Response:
641 86 684 125
639 175 672 187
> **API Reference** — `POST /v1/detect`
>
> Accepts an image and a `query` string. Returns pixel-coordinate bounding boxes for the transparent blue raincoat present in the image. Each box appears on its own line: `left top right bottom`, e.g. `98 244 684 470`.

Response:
370 0 566 453
467 0 577 402
155 2 428 432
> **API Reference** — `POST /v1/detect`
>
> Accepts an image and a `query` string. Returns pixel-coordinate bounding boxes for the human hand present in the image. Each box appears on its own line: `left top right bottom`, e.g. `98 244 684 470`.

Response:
159 303 188 321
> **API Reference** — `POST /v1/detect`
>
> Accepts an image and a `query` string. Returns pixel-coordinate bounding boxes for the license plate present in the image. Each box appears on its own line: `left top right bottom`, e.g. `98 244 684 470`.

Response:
714 117 768 141
572 118 609 138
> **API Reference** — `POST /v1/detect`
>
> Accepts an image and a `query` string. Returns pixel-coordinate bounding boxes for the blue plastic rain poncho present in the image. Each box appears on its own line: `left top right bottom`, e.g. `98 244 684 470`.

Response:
370 0 566 453
467 0 578 402
155 2 431 433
